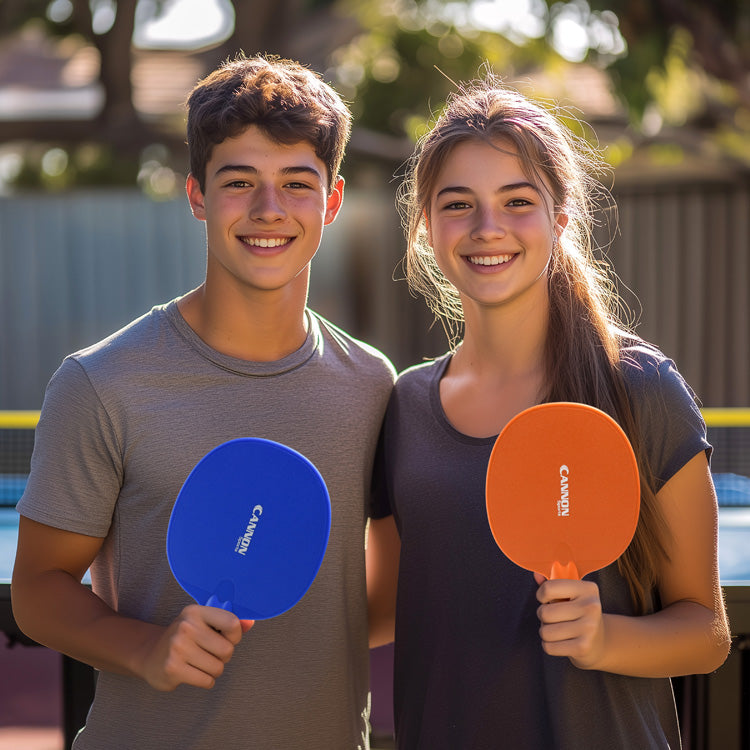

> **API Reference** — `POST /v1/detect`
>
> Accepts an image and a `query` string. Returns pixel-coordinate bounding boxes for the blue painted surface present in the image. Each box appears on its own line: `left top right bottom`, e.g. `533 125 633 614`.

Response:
0 474 27 504
1 507 19 582
713 472 750 507
2 475 750 583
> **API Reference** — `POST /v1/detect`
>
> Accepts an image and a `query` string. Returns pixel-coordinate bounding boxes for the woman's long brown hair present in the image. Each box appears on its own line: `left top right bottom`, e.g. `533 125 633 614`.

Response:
398 76 668 613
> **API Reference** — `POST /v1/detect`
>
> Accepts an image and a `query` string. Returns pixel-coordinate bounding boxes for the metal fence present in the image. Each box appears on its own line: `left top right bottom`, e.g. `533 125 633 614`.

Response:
0 190 207 407
606 181 750 408
1 178 749 409
0 187 407 408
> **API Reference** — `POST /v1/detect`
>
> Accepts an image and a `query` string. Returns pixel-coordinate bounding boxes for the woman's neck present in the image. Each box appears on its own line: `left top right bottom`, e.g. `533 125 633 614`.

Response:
439 294 549 438
454 289 548 380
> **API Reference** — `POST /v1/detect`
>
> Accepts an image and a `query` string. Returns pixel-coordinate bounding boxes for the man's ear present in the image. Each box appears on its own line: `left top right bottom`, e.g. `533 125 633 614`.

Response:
324 176 345 226
186 173 206 221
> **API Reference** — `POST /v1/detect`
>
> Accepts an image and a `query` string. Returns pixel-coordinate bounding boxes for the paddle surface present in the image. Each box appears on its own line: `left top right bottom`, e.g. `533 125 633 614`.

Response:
485 402 640 580
167 437 331 620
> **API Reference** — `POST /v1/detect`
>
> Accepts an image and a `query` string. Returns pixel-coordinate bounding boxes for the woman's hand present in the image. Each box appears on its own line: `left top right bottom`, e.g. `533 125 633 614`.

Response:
534 573 607 670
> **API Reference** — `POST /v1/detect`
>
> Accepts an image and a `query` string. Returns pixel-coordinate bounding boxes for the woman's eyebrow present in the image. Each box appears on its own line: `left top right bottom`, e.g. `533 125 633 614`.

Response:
435 185 472 199
435 181 541 199
498 181 540 194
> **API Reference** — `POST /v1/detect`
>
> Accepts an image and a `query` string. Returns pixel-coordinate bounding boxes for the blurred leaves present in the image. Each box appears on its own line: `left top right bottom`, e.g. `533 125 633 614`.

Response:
1 0 749 191
560 0 750 149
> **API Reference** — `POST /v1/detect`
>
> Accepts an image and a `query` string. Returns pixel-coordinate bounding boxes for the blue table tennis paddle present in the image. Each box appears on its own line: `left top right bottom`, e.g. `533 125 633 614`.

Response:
166 438 331 621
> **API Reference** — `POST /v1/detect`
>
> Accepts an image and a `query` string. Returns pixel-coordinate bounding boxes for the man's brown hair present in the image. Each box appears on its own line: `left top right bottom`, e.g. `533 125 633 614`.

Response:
187 54 351 192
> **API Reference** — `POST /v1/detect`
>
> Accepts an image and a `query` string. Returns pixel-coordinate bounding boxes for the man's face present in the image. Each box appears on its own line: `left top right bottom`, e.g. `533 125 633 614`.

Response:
187 125 343 299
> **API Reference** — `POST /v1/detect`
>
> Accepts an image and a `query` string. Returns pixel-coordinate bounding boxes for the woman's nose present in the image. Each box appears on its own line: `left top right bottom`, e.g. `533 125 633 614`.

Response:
470 205 506 241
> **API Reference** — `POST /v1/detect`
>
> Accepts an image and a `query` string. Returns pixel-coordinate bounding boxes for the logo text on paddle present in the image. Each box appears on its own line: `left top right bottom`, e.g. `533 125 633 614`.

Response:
235 504 264 555
558 465 570 517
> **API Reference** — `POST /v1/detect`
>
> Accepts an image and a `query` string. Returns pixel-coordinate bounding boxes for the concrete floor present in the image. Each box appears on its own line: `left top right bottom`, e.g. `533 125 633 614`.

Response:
0 638 396 750
0 641 63 750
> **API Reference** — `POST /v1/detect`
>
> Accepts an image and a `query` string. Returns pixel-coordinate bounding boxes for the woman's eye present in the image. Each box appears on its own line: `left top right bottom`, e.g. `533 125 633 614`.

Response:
445 201 470 210
508 197 533 207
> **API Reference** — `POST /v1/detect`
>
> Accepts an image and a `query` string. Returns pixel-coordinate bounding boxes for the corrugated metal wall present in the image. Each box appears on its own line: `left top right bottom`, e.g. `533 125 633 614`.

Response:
0 190 208 408
1 180 748 409
606 182 750 407
0 188 403 409
388 178 750 407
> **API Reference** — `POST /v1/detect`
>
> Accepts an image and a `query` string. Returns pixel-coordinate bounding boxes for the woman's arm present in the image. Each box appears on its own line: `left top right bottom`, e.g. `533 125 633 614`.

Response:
366 515 400 648
536 451 731 677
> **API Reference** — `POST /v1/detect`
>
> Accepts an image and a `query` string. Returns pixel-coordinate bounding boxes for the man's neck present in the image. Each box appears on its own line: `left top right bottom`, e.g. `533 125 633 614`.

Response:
176 282 309 362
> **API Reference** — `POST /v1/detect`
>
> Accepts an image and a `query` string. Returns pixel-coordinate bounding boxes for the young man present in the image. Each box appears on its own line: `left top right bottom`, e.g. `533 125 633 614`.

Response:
12 55 395 749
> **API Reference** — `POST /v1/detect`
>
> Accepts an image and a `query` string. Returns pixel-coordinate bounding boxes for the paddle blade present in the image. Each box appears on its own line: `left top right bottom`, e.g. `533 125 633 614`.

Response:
485 403 640 580
167 438 331 620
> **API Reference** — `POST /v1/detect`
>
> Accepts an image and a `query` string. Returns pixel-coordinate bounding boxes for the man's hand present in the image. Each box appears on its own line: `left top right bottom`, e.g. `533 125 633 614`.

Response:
137 604 254 691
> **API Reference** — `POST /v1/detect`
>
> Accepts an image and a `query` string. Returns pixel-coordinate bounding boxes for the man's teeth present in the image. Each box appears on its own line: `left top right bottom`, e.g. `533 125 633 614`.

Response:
468 254 512 266
245 237 289 247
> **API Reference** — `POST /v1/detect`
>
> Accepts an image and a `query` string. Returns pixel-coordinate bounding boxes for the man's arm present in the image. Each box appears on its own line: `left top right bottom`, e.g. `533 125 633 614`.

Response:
366 515 400 649
12 516 251 691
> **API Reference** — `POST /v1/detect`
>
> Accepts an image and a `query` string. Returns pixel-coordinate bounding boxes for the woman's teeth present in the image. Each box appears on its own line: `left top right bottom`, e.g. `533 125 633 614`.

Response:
467 254 512 266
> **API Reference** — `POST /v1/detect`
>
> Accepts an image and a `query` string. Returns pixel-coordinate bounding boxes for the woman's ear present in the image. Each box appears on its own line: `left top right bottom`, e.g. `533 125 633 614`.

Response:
554 211 569 240
424 210 432 246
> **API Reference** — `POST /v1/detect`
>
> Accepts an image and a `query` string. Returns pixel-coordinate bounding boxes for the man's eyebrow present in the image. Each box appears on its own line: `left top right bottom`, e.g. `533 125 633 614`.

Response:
435 181 541 199
212 164 324 180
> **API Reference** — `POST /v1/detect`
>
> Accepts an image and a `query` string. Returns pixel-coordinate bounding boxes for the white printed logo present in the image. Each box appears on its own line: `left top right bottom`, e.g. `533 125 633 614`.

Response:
235 505 264 555
558 465 570 517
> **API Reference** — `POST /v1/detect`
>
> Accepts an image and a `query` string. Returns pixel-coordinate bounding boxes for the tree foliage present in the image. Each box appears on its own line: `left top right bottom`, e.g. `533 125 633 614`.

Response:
0 0 748 190
551 0 750 166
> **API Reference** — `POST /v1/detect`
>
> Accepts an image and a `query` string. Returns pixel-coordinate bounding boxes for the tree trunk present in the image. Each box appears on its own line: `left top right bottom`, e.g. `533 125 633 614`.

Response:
96 0 143 149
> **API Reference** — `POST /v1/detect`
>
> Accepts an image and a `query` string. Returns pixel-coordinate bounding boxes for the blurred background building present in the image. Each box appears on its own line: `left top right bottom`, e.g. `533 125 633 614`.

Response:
0 0 749 408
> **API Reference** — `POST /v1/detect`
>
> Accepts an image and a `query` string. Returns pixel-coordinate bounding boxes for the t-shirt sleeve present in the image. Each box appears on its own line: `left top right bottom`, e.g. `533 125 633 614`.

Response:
623 347 710 491
16 356 122 536
368 423 392 520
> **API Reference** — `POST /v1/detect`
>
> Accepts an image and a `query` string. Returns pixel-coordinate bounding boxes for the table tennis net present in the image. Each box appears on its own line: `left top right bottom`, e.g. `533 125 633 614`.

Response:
707 424 750 507
0 423 34 507
0 413 749 507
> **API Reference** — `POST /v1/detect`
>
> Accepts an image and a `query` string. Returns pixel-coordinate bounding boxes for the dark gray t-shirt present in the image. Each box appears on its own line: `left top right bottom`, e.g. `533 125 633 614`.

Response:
372 343 710 750
19 300 395 750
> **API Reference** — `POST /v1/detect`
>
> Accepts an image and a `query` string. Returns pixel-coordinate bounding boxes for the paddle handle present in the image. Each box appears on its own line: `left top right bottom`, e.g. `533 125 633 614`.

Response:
546 560 580 604
205 594 233 612
550 560 580 580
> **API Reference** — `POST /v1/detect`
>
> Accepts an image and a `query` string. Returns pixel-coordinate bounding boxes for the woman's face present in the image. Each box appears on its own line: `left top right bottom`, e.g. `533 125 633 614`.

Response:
425 138 566 314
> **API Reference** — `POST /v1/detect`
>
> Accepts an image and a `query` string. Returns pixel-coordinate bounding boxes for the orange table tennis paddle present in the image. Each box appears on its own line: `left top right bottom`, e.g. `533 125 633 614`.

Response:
485 402 640 581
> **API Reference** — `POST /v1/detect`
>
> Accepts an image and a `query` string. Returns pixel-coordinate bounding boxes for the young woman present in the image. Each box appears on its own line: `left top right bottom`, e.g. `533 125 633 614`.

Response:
367 77 731 749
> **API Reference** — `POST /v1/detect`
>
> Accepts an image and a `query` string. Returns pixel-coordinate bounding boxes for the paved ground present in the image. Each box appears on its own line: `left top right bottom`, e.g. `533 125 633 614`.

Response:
0 728 63 750
0 639 395 750
0 639 63 749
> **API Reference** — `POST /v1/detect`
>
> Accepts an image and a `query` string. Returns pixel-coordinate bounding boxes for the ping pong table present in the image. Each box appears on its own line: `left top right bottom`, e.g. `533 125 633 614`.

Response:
1 507 95 748
2 490 750 750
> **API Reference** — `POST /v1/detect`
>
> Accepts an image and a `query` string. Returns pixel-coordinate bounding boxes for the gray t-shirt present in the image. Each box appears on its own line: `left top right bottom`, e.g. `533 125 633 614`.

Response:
18 300 395 750
372 343 710 750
